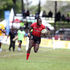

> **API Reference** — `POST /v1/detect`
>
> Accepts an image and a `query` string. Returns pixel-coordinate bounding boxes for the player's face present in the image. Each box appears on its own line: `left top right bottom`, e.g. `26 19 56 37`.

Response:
20 27 23 31
37 19 42 25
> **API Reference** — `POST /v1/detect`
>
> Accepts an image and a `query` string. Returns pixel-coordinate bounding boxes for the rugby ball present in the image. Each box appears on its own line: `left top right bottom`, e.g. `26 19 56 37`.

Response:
41 29 47 34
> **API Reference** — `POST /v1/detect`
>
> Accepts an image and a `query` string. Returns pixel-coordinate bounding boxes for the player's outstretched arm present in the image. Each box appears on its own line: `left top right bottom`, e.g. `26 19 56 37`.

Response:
13 35 18 41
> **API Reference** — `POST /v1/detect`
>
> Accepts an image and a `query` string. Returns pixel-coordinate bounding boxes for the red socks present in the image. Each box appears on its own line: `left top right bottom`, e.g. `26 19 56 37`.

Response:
26 53 30 60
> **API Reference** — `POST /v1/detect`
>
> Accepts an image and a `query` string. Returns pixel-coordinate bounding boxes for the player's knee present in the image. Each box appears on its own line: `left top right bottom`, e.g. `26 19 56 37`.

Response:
34 49 38 53
34 51 37 53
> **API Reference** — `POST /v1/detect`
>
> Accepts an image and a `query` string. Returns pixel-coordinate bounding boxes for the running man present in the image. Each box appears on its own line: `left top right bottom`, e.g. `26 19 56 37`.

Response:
26 18 47 60
13 27 28 51
13 27 25 51
0 24 5 52
17 27 26 51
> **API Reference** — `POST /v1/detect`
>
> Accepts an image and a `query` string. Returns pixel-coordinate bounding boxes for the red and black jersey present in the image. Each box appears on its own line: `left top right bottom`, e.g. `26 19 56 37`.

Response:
30 22 45 37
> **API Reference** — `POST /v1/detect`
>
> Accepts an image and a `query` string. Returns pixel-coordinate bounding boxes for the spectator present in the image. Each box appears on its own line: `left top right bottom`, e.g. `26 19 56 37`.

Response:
42 10 47 17
48 11 53 17
9 27 17 51
26 10 30 16
17 27 26 51
0 24 5 52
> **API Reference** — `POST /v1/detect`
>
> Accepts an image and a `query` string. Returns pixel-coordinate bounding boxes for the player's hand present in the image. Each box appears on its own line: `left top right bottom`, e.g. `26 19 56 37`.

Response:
28 33 31 37
12 38 14 41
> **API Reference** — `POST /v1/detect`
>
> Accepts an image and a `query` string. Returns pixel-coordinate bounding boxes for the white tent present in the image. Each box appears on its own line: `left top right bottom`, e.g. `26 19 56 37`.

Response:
0 8 20 29
40 11 54 30
41 18 54 30
0 20 6 27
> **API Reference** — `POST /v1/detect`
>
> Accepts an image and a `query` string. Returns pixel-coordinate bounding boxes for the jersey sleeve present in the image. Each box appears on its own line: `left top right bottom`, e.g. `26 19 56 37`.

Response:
42 25 45 29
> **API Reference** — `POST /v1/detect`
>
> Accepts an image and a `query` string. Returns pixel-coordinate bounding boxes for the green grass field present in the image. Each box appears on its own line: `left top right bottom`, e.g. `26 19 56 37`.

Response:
0 44 70 70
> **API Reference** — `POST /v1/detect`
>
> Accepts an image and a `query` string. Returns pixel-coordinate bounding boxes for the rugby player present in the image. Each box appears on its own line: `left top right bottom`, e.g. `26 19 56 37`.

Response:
26 18 46 60
0 24 5 52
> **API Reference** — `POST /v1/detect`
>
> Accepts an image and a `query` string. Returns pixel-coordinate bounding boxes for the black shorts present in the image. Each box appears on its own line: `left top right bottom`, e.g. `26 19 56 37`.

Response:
30 34 41 44
18 40 22 43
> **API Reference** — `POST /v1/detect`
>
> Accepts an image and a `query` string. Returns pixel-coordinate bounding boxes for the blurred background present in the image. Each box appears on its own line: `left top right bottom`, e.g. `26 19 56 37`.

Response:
0 0 70 40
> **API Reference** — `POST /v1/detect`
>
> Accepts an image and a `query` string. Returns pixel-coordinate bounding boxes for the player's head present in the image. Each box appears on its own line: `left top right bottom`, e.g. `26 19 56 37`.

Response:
20 27 23 31
0 24 5 30
37 18 42 26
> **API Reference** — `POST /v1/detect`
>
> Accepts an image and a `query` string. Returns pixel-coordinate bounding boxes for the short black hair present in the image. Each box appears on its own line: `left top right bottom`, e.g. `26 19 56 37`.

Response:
37 17 41 21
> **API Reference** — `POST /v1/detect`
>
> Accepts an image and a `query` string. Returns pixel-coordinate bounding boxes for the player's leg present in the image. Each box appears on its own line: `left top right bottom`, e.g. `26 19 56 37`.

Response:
33 37 41 53
9 40 12 51
12 42 15 51
0 42 2 52
27 40 34 53
0 36 3 52
18 41 22 51
0 42 1 48
26 39 34 60
34 43 39 53
18 41 20 48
